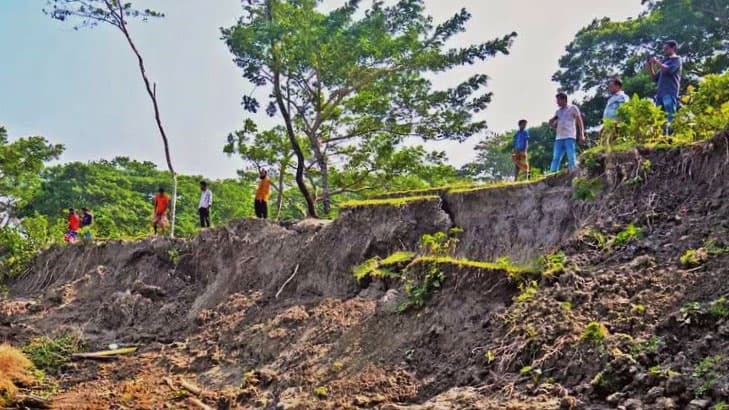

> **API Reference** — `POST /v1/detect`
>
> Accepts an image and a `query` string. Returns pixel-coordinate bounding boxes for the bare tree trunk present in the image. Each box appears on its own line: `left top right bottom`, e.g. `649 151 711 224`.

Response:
266 0 317 218
307 136 330 215
118 21 178 236
275 163 285 219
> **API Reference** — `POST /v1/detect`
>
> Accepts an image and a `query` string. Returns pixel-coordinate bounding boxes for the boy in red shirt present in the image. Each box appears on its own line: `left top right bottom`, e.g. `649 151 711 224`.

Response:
64 208 80 243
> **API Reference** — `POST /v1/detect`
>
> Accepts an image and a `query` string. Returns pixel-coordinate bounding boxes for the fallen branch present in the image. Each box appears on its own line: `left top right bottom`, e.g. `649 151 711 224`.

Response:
275 264 300 299
179 379 203 396
71 347 138 361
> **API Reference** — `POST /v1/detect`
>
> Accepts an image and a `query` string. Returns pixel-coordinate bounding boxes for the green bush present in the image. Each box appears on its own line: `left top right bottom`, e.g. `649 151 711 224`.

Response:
601 96 667 148
674 72 729 141
692 355 726 398
22 334 83 373
680 248 708 268
0 215 52 283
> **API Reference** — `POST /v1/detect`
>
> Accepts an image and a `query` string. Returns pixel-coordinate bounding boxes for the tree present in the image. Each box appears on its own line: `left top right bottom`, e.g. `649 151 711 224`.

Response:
0 127 64 226
44 0 181 236
554 0 729 128
222 0 516 216
22 158 256 238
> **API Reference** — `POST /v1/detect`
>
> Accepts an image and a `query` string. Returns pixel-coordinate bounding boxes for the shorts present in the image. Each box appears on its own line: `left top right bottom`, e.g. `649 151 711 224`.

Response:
152 212 168 227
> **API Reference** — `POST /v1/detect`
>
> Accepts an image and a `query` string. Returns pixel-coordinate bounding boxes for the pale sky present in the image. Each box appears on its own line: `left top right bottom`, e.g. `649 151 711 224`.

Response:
0 0 644 179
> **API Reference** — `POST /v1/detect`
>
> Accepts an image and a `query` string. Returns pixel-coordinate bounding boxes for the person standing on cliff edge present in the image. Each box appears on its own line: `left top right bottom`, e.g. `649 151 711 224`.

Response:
255 168 271 219
198 181 213 228
511 119 530 180
549 92 585 173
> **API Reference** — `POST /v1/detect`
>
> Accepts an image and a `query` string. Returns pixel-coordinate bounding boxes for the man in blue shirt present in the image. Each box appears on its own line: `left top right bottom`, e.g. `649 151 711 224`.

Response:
646 40 682 125
512 119 529 180
603 77 629 121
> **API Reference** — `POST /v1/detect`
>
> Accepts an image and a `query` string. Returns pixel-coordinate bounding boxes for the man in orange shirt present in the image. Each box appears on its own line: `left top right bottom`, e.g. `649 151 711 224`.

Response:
152 187 170 236
254 169 271 219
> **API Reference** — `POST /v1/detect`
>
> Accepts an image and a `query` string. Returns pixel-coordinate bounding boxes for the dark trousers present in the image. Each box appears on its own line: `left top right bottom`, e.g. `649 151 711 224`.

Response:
254 199 268 219
198 207 210 227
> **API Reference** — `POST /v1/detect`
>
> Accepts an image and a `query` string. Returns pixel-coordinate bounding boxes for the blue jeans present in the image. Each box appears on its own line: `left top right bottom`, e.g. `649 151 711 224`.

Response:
550 138 577 172
655 94 678 122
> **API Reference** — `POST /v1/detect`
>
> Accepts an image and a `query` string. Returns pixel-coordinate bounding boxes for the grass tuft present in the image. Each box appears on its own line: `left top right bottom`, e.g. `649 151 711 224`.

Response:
0 344 35 404
339 195 439 209
22 334 83 374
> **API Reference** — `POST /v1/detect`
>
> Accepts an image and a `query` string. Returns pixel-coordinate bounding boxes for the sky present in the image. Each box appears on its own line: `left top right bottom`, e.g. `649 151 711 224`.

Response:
0 0 644 179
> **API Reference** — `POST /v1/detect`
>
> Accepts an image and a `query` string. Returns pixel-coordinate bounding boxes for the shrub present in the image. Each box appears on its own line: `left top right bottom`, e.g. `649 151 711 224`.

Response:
313 386 328 398
600 96 667 148
0 344 34 405
0 215 51 283
673 72 729 142
22 334 83 373
709 297 729 318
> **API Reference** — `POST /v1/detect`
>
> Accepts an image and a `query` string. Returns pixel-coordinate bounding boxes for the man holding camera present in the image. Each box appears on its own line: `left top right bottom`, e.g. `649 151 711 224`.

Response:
646 40 682 125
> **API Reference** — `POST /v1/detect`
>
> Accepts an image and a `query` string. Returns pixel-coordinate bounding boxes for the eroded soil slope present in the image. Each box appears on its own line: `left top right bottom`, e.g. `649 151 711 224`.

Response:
2 131 729 409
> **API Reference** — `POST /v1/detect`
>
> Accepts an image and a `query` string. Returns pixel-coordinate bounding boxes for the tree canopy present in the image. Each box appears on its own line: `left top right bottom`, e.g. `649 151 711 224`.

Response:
222 0 516 215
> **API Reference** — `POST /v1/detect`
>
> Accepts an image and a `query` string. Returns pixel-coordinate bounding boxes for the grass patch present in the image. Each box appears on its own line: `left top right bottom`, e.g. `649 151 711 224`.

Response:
692 355 726 398
22 334 83 374
353 252 414 282
339 195 439 209
449 176 546 194
680 248 708 268
540 252 568 278
0 344 35 405
313 386 328 399
411 256 536 276
572 177 604 201
612 224 643 247
580 321 609 346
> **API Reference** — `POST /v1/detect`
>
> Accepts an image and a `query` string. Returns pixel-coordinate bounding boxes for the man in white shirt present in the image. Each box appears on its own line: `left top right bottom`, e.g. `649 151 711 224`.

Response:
548 92 585 172
198 181 212 228
603 77 629 121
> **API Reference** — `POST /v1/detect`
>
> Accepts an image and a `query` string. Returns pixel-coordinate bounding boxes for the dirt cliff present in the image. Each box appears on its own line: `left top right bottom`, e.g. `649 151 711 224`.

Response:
2 131 729 409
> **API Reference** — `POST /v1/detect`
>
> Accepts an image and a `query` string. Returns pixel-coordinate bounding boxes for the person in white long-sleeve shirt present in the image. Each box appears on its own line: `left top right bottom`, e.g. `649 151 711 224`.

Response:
198 181 212 228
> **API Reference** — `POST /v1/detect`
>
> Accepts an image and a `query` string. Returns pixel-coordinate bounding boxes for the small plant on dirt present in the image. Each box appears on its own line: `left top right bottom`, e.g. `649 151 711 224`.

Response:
167 247 181 265
704 239 729 256
630 304 646 315
630 336 662 356
680 248 708 268
313 386 328 399
573 177 605 201
612 224 643 247
583 227 610 250
709 297 729 318
648 365 679 379
0 344 35 406
332 361 344 371
22 334 83 373
679 301 703 324
519 365 543 384
692 355 726 398
560 301 573 314
418 227 462 257
170 390 190 400
713 401 728 410
580 321 609 346
484 351 496 364
516 280 538 303
540 252 568 278
399 262 446 312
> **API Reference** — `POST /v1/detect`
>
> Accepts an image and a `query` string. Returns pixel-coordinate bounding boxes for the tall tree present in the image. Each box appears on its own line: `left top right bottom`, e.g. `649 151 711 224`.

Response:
44 0 181 236
554 0 729 128
223 0 516 216
0 127 64 226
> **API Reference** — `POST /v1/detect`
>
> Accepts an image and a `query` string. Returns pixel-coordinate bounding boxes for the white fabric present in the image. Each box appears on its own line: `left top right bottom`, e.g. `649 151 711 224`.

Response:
199 189 212 208
555 105 580 140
